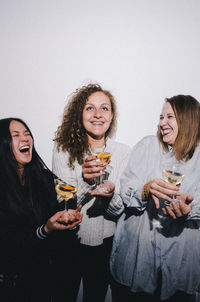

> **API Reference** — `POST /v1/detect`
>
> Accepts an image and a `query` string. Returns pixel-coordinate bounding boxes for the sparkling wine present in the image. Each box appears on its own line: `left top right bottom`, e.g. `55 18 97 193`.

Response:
55 183 77 201
162 169 184 185
96 152 112 165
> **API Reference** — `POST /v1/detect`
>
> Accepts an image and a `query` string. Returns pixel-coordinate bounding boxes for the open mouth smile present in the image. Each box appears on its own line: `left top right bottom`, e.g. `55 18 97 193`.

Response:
162 128 172 136
91 121 104 125
19 145 30 153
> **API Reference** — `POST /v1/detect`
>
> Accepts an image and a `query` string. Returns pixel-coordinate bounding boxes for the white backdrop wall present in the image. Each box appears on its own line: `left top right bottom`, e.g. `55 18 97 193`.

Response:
1 0 200 169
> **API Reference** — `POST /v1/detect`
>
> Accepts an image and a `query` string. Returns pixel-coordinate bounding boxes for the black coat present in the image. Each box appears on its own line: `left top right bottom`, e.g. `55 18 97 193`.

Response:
0 170 58 302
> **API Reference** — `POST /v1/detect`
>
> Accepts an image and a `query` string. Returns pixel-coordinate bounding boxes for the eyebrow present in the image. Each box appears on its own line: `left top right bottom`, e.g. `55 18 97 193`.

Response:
10 129 29 134
86 103 111 106
160 112 175 116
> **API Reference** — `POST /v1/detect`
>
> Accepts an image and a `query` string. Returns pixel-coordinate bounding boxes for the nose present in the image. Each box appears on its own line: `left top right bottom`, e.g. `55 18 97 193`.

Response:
94 108 102 118
160 117 167 127
21 134 29 141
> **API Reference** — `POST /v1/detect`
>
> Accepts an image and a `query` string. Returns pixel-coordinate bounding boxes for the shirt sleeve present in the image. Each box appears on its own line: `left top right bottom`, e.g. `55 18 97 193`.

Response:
120 136 154 211
0 210 48 254
186 184 200 222
52 144 94 206
106 145 131 217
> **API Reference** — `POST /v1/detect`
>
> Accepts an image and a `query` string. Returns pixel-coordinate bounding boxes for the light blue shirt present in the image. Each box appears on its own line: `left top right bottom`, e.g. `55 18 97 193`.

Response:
110 135 200 300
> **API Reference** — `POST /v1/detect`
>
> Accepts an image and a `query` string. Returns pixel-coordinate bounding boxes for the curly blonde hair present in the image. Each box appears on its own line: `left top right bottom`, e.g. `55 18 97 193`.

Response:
54 83 117 168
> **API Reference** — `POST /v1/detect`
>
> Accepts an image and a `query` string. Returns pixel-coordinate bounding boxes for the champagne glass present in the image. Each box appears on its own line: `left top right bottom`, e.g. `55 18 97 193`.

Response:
55 178 77 215
93 152 112 193
162 161 185 205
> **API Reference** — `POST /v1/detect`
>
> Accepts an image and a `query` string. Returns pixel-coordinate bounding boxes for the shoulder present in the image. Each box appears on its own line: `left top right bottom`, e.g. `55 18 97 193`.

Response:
130 135 160 156
106 137 131 154
42 168 55 184
52 143 70 161
134 135 159 148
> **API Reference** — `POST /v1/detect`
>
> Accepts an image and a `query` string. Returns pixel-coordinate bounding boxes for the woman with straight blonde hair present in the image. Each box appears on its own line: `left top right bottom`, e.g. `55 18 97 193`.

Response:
110 95 200 302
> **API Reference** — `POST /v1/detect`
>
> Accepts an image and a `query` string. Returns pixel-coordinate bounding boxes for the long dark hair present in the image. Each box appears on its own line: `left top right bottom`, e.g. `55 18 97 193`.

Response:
0 118 55 223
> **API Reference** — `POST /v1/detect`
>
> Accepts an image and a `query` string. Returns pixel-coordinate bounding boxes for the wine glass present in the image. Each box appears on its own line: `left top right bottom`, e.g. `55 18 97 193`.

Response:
55 178 77 215
93 152 112 193
162 160 185 205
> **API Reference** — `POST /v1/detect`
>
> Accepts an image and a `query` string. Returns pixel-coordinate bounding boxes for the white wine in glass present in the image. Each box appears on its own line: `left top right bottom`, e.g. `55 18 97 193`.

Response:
162 163 185 205
93 152 112 193
162 169 184 185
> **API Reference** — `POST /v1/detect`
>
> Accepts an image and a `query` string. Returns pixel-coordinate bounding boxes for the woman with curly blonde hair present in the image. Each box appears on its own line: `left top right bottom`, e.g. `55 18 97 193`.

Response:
52 83 130 302
54 83 117 168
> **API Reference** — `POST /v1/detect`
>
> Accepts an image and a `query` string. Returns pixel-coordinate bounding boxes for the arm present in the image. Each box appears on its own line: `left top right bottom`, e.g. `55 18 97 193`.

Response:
0 206 83 255
52 144 97 207
105 145 131 216
52 144 78 187
88 145 131 217
120 137 154 211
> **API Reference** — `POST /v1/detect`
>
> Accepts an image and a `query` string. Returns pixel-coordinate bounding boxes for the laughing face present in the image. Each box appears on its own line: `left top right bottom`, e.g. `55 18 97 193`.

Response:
159 102 178 146
9 120 33 167
82 91 113 141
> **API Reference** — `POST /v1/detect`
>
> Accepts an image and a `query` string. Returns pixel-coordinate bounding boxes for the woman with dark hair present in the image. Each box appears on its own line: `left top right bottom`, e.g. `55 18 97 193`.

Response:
0 118 82 302
52 83 130 301
110 95 200 302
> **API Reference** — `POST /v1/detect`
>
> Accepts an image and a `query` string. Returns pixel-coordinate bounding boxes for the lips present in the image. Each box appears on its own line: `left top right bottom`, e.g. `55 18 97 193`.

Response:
161 128 171 136
91 121 104 125
19 145 30 153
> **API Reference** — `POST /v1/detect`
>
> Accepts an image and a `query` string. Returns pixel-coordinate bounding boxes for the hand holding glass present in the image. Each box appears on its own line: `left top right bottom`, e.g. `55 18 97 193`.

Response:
92 152 112 193
162 162 185 205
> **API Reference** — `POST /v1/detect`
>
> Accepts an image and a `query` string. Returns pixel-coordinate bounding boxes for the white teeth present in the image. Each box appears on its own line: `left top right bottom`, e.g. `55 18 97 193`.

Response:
19 146 30 152
92 122 103 125
162 129 170 135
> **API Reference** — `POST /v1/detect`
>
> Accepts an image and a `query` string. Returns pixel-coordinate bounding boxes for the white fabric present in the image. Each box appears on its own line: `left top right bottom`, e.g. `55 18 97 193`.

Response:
52 137 131 246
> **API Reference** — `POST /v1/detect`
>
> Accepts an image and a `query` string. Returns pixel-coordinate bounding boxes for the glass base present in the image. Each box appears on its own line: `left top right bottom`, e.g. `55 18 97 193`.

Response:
92 184 109 193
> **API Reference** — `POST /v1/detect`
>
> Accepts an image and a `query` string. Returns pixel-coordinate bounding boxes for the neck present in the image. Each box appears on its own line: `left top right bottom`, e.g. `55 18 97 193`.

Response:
88 135 106 148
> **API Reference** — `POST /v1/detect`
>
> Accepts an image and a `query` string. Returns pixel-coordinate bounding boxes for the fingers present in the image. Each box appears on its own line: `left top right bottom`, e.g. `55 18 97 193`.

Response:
83 157 105 169
84 154 98 162
169 202 182 218
164 199 192 219
65 216 83 230
89 181 115 197
50 210 67 223
149 178 180 204
76 205 82 212
82 156 106 181
185 194 193 204
150 178 180 195
179 200 192 215
89 190 113 197
151 195 160 209
56 211 83 228
164 205 177 219
63 213 83 229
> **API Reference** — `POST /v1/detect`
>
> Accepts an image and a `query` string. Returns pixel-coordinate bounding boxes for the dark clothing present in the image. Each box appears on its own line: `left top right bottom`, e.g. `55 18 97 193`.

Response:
0 170 58 302
51 230 82 302
52 235 113 302
80 236 113 302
